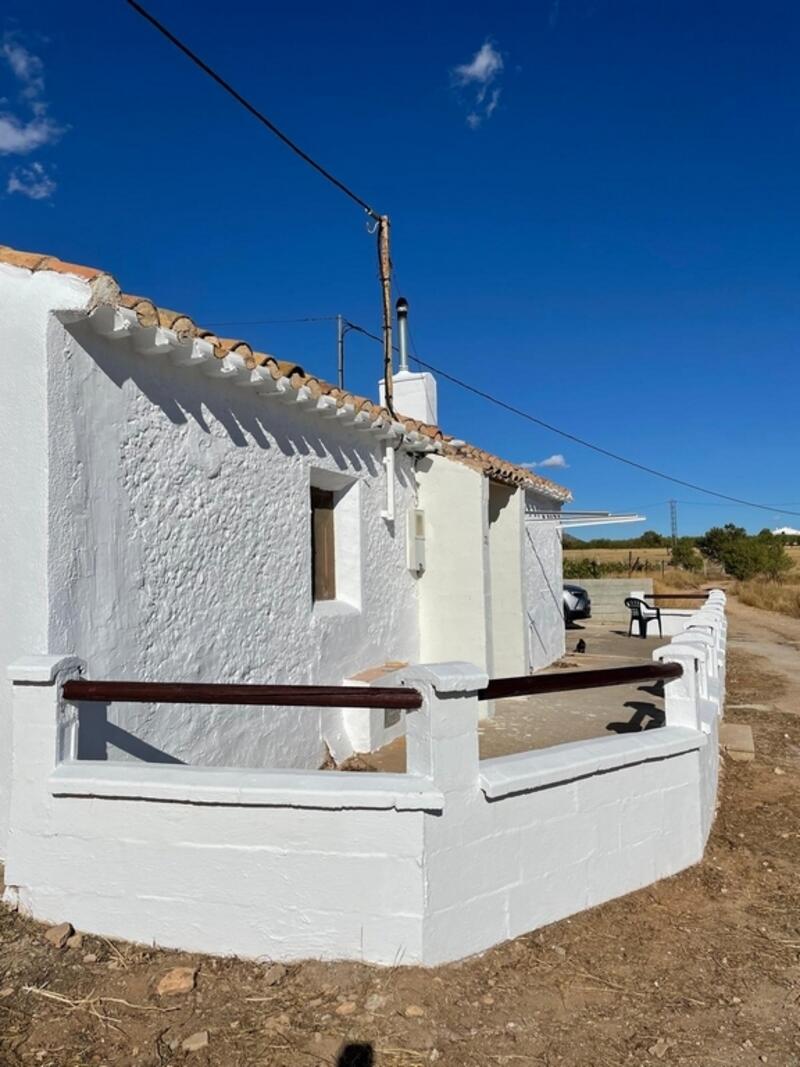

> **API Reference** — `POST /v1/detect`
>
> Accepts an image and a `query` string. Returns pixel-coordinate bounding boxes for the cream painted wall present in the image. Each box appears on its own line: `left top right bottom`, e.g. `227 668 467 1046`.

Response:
487 483 527 677
416 456 491 671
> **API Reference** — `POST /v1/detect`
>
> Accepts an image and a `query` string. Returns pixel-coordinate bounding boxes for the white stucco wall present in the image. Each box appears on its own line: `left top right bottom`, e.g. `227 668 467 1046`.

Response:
0 265 420 789
0 261 569 846
523 494 566 671
0 266 93 854
44 316 419 770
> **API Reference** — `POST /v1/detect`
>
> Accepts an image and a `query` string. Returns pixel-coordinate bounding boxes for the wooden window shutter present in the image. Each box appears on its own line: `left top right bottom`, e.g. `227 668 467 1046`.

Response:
311 487 336 601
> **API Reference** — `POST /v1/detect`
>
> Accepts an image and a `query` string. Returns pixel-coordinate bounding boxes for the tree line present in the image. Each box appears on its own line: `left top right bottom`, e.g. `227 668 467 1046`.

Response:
564 525 796 582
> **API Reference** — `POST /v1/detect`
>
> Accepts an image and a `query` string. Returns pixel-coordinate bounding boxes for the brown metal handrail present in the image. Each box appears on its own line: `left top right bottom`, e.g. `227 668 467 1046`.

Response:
643 592 709 600
61 679 422 711
478 661 682 702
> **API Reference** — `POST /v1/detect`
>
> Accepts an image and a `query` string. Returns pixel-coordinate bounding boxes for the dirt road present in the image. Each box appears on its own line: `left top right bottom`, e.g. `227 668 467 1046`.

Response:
1 598 799 1067
725 596 800 714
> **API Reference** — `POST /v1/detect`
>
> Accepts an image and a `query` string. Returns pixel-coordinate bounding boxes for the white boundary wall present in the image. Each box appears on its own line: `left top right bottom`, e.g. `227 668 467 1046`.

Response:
579 578 654 620
3 595 726 966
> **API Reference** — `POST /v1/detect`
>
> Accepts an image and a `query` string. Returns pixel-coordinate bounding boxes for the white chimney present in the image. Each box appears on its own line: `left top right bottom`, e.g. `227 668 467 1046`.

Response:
379 297 438 425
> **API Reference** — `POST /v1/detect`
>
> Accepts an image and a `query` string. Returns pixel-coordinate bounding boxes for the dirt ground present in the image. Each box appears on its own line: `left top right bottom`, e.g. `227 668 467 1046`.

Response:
2 597 799 1067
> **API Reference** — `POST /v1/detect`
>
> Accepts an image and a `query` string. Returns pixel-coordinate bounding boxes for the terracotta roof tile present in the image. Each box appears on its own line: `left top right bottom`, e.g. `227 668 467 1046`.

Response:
0 247 105 282
0 244 571 502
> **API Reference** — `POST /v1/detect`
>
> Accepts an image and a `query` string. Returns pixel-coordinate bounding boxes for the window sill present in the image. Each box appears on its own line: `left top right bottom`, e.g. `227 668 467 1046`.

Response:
313 600 361 619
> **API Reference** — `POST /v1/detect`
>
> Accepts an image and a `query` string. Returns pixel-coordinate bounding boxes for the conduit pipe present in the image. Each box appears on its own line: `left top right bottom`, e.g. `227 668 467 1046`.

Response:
381 439 395 521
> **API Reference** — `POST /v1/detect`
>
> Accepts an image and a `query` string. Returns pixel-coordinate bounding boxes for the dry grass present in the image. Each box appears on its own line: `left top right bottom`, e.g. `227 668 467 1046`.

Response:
648 570 712 608
652 569 709 592
733 579 800 619
563 547 671 563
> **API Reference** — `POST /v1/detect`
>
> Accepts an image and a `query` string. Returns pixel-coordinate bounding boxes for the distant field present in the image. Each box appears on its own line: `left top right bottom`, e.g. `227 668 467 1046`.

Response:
563 547 671 563
564 544 800 575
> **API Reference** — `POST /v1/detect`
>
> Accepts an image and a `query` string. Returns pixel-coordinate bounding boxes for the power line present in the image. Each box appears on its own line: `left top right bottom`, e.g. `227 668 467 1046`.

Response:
204 316 337 327
176 305 800 518
408 350 800 517
346 318 800 518
344 321 391 348
120 7 795 516
125 0 380 220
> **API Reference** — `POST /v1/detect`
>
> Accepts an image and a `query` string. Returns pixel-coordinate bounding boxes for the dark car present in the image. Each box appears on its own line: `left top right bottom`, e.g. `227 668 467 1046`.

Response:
563 582 591 626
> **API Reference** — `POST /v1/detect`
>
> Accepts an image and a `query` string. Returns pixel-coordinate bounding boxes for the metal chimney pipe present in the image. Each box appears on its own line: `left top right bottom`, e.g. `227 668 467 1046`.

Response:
396 296 410 374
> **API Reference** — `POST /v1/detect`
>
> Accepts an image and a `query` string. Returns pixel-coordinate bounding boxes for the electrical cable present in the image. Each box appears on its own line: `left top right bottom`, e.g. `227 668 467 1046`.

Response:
204 316 337 327
407 350 800 517
347 318 800 518
175 304 800 517
118 14 795 516
125 0 381 220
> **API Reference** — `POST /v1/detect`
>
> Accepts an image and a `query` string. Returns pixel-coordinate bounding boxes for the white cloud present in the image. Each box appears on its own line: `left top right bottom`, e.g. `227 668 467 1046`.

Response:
451 40 504 129
2 37 45 101
453 41 504 87
0 33 64 156
523 454 570 470
0 113 61 154
7 161 56 199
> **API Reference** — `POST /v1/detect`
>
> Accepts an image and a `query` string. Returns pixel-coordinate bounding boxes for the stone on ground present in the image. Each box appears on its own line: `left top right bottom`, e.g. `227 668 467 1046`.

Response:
44 922 74 949
181 1030 209 1052
262 963 287 986
156 966 198 996
720 723 755 762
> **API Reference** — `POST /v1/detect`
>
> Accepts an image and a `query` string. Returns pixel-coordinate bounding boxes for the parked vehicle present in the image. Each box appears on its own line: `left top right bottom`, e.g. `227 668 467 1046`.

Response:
563 582 591 626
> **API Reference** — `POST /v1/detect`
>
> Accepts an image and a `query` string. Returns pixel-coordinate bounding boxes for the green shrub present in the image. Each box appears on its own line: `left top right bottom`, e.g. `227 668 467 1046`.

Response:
697 525 793 581
670 539 703 572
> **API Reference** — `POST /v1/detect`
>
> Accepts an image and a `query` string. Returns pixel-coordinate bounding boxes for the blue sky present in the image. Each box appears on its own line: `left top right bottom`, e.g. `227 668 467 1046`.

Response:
2 0 798 536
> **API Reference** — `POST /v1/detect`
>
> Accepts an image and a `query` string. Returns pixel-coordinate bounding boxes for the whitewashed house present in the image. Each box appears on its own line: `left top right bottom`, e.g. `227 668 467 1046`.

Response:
0 245 570 855
0 246 727 967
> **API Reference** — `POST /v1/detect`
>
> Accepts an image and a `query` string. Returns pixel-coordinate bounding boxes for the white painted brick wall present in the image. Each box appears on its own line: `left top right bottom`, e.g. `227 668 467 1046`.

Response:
4 597 725 966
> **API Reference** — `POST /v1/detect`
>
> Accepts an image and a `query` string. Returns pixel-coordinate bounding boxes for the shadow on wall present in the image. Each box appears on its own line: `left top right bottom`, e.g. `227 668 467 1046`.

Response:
526 523 566 659
67 322 414 490
77 703 184 763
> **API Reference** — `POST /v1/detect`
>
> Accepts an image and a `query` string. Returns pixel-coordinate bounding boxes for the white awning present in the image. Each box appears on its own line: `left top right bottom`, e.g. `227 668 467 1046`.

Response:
525 510 646 530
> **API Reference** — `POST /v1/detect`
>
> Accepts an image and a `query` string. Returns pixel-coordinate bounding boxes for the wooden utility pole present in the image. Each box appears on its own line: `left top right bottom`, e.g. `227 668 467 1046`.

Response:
336 314 345 390
377 215 394 415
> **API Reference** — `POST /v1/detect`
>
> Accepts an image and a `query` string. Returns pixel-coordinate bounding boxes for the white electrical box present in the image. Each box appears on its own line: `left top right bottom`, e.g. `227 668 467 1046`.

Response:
407 508 426 575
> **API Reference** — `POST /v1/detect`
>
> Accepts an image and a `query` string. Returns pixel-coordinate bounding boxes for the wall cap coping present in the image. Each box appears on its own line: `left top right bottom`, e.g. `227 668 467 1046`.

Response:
479 726 706 799
652 643 702 663
382 661 489 694
8 656 84 684
677 631 715 646
49 762 444 811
